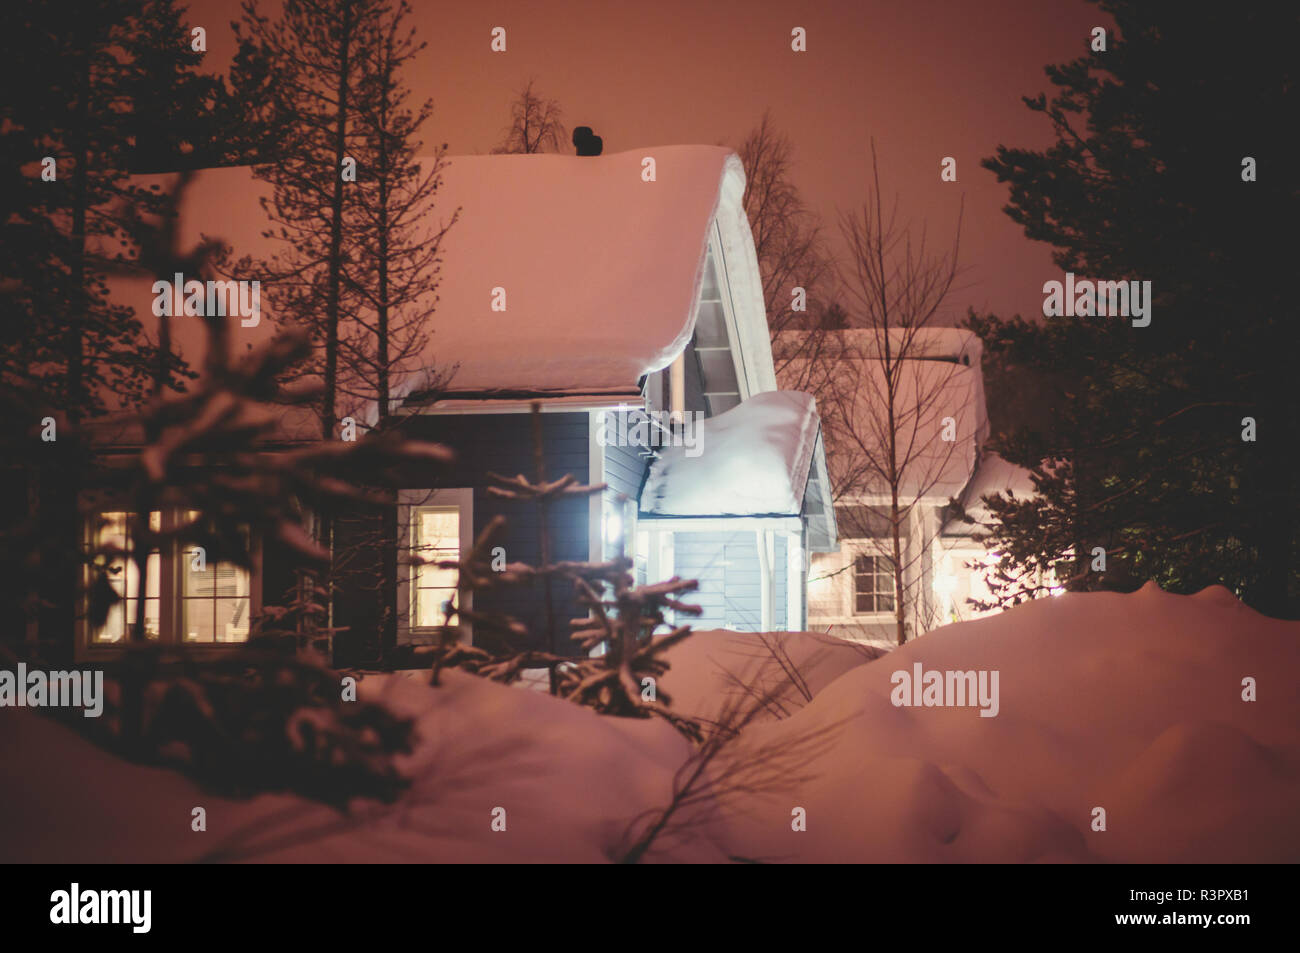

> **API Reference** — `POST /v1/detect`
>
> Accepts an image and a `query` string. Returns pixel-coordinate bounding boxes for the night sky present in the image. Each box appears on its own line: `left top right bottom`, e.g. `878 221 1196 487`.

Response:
187 0 1109 323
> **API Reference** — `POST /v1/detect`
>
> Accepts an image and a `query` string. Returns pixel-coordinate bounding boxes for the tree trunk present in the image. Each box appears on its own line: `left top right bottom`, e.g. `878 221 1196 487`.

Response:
321 0 354 442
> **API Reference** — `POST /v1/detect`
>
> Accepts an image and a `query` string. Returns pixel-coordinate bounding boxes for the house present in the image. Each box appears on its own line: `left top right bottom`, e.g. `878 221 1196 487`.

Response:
57 146 836 665
777 327 1035 643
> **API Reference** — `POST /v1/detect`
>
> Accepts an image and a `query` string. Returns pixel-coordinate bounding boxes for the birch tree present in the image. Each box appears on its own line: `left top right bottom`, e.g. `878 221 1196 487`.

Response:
822 143 966 644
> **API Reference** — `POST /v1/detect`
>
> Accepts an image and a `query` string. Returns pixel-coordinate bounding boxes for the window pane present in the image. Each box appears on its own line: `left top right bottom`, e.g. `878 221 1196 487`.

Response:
418 509 458 550
412 506 459 630
415 589 454 628
183 560 250 643
91 511 161 643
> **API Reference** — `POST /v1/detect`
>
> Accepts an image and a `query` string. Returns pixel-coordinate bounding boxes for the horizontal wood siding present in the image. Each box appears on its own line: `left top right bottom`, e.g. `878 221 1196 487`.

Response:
673 531 764 632
601 411 648 502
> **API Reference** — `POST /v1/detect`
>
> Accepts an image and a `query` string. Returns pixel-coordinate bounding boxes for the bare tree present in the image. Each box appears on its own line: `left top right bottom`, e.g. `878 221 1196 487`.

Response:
818 141 966 645
736 111 836 368
736 108 854 467
492 79 566 155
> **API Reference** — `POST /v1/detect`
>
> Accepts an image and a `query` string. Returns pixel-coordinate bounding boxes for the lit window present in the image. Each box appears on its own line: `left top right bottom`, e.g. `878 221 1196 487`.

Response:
84 505 253 648
90 511 161 643
854 554 895 614
411 506 460 629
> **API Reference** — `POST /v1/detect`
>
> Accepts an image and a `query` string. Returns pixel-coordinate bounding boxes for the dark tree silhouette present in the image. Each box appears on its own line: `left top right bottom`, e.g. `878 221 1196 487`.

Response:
971 0 1299 616
492 79 567 154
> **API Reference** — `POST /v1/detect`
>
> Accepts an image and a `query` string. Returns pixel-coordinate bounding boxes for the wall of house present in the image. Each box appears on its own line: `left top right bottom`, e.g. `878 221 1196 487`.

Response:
671 530 787 632
601 411 648 500
807 503 957 644
336 411 592 662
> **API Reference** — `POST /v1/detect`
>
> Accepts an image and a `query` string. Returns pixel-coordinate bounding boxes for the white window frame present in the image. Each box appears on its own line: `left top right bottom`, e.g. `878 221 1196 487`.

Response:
396 488 474 646
78 495 261 661
848 542 897 619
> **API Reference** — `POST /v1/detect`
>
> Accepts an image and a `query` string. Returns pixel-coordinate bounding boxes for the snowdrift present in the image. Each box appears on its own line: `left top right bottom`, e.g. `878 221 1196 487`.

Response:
1 582 1296 862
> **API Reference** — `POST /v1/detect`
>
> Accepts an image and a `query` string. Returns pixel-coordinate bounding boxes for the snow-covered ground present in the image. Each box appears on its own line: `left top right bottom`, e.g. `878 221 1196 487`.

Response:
2 582 1296 862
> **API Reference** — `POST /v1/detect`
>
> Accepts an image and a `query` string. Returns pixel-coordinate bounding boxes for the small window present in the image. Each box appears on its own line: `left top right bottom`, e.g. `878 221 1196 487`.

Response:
411 506 460 629
854 554 895 614
397 488 472 644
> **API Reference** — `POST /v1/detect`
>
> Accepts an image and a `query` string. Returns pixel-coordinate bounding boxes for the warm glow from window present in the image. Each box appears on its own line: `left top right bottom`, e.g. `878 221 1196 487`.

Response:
412 506 460 628
181 511 251 643
91 511 161 643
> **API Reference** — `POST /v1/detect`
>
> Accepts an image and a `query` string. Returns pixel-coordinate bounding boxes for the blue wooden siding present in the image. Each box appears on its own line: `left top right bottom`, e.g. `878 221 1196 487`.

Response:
601 411 648 501
671 530 786 632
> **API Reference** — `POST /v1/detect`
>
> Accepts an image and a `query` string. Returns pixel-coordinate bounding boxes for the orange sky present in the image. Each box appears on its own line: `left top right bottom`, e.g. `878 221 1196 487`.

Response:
187 0 1108 323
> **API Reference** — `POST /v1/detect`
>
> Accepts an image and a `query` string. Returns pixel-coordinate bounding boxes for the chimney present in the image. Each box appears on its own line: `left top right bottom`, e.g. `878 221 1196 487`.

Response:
573 126 603 156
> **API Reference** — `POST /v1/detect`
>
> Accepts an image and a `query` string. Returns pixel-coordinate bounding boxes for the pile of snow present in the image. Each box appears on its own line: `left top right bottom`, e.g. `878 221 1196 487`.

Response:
657 628 885 725
721 582 1300 862
640 391 820 517
2 583 1296 862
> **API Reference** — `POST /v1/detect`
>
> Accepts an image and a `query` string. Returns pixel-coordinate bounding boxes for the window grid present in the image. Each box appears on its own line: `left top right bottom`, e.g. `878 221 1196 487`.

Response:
86 507 251 647
91 510 162 643
854 553 896 614
411 505 460 630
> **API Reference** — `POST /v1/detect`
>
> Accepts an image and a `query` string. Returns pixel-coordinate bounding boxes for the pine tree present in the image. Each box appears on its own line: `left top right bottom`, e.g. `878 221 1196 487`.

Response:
123 0 229 172
0 0 179 423
0 1 202 658
338 0 457 426
283 0 458 666
971 0 1299 615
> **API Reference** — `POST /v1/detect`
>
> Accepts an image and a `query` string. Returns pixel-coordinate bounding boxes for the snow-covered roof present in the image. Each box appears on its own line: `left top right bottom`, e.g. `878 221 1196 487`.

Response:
775 327 983 366
943 451 1039 536
782 355 985 502
640 391 821 517
113 146 754 425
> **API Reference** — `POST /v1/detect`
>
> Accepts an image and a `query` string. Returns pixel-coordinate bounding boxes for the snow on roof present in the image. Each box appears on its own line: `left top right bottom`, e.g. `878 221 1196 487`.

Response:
402 146 745 404
116 146 750 426
784 355 985 501
942 451 1039 536
963 450 1038 511
640 391 820 517
775 326 983 366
